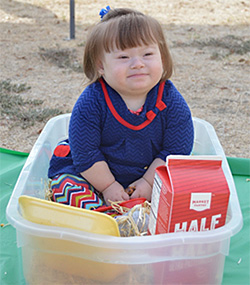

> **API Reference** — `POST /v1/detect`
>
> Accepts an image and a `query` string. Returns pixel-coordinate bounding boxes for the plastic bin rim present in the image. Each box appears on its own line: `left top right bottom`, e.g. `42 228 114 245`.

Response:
6 205 243 249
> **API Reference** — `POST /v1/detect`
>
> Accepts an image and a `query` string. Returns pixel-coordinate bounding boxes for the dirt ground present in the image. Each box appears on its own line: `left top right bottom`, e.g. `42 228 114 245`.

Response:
0 0 249 158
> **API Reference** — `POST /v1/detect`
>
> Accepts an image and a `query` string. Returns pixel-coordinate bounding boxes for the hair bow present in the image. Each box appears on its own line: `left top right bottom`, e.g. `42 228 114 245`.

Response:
99 6 111 19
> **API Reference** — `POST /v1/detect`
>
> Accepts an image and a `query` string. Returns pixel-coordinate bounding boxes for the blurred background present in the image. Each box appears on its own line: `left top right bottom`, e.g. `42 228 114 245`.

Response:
0 0 249 157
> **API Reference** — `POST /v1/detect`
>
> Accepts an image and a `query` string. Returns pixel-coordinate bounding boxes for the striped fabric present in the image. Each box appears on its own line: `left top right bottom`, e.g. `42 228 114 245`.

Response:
51 174 103 209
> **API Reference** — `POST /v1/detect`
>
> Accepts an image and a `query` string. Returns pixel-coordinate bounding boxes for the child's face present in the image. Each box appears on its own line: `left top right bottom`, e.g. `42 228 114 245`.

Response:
98 43 163 98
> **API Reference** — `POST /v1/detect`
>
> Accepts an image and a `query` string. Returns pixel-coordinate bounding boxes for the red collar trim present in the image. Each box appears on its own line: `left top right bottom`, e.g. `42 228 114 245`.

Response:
100 78 166 131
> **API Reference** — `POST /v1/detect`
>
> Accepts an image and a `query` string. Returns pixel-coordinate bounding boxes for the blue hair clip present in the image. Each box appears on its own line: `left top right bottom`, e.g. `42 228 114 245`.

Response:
99 6 111 19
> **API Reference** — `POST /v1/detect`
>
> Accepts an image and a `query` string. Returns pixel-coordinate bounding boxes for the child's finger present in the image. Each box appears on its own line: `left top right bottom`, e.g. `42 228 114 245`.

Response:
121 191 130 201
130 190 140 199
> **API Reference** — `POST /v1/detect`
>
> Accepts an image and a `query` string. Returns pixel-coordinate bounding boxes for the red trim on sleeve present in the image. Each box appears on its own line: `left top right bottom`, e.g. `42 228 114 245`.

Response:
54 145 70 157
100 78 166 131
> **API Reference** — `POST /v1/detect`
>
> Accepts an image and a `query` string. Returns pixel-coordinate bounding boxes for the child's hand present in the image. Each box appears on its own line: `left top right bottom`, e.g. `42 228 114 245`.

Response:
130 177 152 201
102 181 129 205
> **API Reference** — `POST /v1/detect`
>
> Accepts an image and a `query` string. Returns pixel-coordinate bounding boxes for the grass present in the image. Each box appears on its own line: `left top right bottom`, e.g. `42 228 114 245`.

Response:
174 35 250 59
0 80 64 129
38 47 83 72
194 35 250 54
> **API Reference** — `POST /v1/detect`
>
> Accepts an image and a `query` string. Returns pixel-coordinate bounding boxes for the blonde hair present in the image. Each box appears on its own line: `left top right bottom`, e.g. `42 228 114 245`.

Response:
83 8 173 85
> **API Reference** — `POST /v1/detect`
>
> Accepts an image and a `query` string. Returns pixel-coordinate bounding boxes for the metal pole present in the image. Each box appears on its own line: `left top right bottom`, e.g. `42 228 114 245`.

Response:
70 0 75 39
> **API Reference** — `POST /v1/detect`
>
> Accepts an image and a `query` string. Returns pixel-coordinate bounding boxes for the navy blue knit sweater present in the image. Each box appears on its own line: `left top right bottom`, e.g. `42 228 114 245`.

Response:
48 79 194 188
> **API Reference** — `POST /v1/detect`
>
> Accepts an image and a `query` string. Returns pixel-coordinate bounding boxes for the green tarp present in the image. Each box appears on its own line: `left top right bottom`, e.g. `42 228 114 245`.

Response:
0 148 27 285
0 148 249 284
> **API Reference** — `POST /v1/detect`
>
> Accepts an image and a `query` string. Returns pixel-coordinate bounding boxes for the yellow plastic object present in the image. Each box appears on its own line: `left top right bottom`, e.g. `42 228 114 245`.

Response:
18 195 120 237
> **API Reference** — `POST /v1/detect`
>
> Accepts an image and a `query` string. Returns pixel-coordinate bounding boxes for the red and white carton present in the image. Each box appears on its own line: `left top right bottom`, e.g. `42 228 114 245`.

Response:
148 155 230 235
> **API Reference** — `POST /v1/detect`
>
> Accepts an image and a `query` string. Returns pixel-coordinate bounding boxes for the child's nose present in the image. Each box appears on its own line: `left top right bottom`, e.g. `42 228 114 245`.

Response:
130 57 144 69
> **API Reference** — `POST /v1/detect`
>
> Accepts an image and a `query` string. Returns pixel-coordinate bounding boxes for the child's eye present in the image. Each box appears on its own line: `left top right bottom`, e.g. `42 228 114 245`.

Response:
144 52 153 56
118 55 129 59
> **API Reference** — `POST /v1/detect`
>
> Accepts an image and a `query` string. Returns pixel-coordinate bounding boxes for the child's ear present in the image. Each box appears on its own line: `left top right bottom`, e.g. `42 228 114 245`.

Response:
97 60 104 75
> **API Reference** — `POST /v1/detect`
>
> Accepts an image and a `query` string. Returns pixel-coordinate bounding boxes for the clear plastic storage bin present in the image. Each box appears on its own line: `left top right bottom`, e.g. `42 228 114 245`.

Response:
6 114 243 284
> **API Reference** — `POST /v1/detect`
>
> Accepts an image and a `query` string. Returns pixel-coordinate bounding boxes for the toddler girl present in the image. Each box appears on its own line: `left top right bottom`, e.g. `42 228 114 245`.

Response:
48 7 194 209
